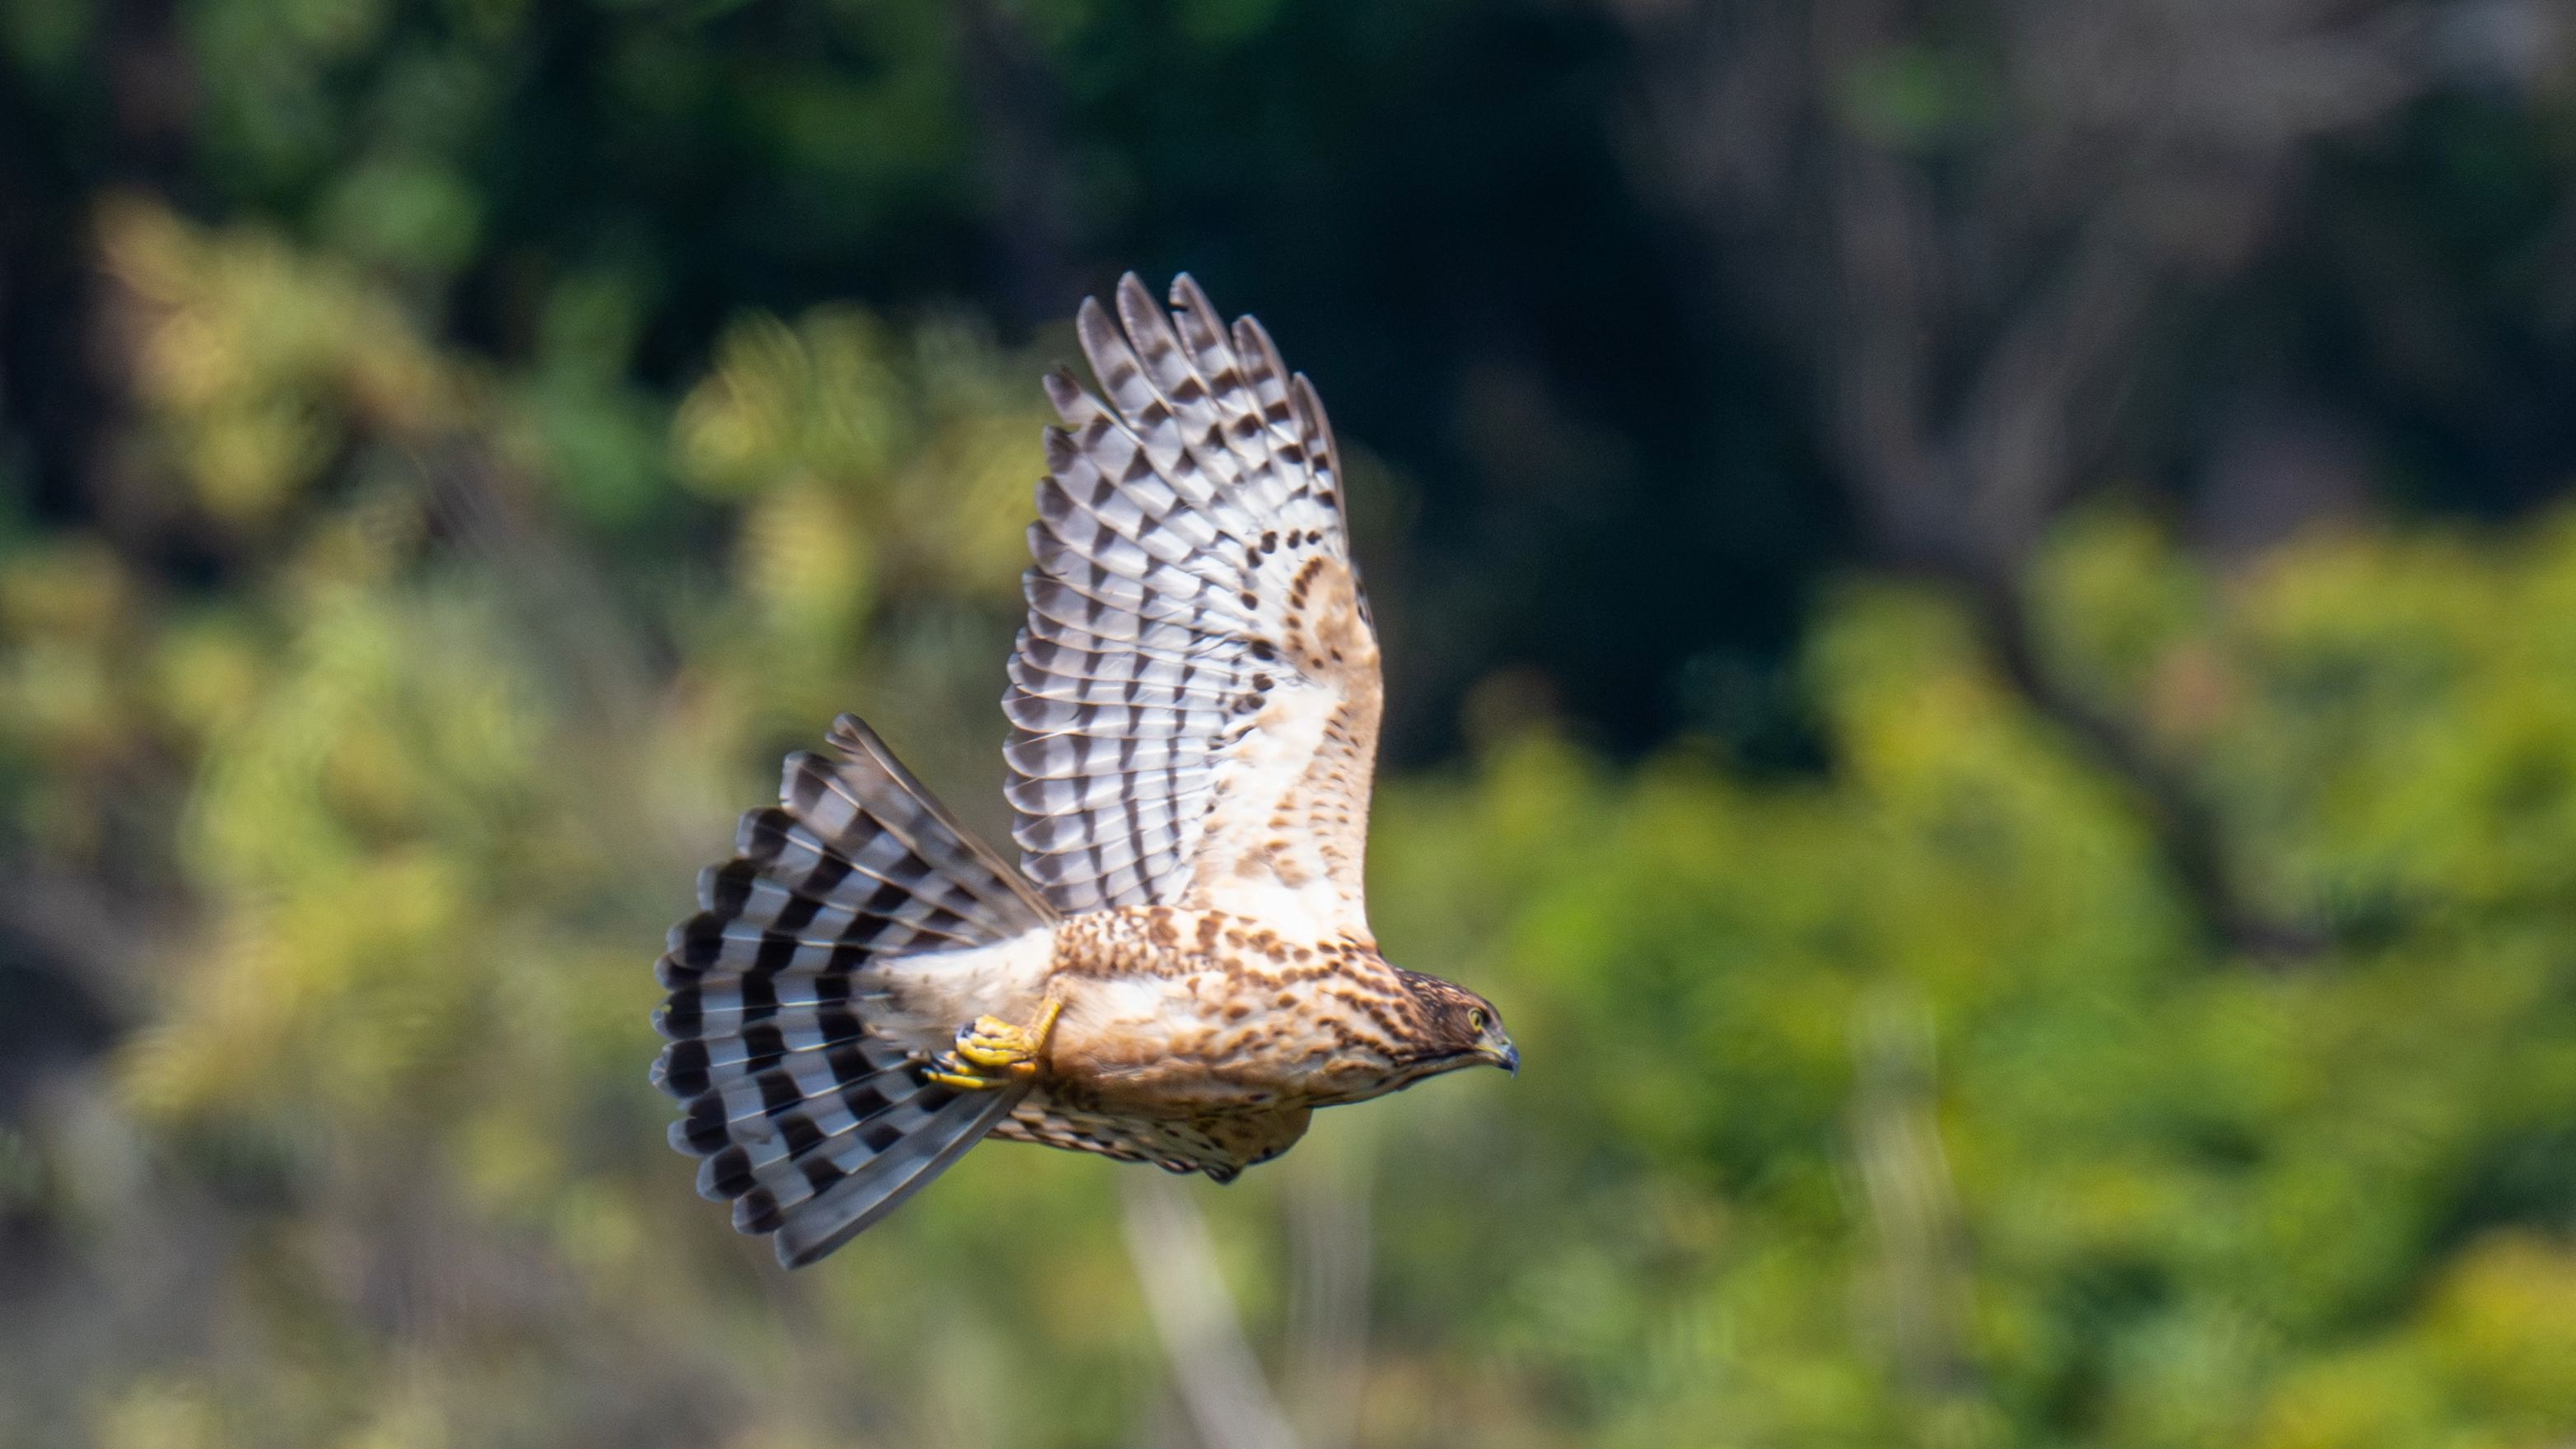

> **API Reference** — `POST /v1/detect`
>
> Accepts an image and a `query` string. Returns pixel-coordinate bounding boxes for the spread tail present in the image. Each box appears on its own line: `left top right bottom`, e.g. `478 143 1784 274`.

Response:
652 714 1056 1266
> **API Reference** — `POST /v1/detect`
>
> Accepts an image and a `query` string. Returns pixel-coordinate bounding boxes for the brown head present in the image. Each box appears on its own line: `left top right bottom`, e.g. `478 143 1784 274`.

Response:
1388 968 1517 1086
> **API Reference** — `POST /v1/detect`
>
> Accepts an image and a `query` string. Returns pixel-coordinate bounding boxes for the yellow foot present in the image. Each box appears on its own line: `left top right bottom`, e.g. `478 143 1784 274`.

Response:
924 1000 1061 1091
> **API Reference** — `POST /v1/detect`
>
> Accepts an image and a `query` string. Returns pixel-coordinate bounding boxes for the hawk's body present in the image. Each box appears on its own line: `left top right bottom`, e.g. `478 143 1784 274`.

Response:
654 275 1512 1266
873 906 1436 1175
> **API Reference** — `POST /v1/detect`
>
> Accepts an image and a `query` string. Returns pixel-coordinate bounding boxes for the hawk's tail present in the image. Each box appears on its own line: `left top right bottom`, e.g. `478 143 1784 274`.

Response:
651 714 1058 1267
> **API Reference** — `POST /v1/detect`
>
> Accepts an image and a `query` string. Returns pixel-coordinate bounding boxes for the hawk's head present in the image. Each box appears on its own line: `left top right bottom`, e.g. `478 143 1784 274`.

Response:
1393 969 1518 1081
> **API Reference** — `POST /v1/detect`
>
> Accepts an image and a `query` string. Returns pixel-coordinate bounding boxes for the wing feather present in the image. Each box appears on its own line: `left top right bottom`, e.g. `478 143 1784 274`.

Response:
1004 765 1210 819
1008 274 1381 936
1005 668 1240 712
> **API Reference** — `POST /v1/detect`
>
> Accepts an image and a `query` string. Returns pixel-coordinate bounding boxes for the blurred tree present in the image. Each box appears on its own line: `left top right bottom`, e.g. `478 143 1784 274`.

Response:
1614 0 2576 951
3 4 2576 1447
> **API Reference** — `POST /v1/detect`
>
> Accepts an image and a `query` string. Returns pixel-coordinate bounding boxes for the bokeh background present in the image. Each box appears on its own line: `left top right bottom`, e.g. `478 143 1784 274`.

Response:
8 0 2576 1444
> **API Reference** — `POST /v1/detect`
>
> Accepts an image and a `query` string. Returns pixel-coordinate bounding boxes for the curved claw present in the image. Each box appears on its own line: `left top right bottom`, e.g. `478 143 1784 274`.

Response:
927 1000 1060 1090
925 1061 1005 1091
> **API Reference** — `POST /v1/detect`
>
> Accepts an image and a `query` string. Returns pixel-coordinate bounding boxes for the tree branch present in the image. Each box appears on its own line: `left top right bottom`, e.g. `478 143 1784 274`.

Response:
1121 1176 1307 1449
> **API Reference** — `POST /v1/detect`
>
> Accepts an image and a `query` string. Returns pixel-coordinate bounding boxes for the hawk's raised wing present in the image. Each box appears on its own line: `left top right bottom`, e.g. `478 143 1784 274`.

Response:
1005 274 1381 940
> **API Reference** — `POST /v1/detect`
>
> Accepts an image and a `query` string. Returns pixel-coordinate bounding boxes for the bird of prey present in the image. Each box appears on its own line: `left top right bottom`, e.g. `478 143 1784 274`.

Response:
651 274 1517 1268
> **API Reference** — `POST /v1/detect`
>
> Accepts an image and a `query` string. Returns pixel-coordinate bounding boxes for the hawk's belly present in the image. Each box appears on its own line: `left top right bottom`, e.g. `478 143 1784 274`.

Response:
1035 906 1415 1119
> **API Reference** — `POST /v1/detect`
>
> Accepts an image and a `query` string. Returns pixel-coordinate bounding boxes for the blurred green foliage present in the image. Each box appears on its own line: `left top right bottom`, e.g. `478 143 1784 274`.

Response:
2 198 2574 1446
7 0 2576 1442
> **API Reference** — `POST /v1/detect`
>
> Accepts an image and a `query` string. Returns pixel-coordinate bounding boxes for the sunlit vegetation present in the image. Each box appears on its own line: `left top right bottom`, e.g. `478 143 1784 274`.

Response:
10 0 2576 1438
0 199 2571 1447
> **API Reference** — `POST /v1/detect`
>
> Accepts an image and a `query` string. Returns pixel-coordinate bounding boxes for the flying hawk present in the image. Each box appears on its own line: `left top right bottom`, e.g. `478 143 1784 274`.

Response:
651 274 1516 1268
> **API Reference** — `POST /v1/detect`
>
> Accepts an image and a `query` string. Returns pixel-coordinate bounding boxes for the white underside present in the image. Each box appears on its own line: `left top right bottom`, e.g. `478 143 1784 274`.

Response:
855 927 1059 1056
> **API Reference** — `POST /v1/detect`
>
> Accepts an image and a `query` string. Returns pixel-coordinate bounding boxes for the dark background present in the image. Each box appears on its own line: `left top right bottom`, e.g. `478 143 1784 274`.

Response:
21 1 2569 767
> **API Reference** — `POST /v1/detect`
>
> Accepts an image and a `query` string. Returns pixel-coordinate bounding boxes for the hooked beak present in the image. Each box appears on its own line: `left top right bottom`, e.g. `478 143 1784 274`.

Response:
1487 1041 1520 1076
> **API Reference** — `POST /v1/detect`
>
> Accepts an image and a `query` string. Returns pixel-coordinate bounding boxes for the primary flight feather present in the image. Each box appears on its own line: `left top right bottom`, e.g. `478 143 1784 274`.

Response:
652 273 1516 1268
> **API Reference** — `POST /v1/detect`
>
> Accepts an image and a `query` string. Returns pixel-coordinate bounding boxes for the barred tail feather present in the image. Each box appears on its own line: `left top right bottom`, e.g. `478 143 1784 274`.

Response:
653 713 1057 1266
772 1082 1031 1268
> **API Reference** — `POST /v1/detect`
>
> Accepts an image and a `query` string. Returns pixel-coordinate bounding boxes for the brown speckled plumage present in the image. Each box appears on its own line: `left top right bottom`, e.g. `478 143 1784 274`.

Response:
653 275 1513 1267
987 907 1442 1180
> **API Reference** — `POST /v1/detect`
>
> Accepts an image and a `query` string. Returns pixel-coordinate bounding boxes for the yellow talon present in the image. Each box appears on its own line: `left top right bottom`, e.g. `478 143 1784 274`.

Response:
956 1000 1061 1069
926 999 1060 1090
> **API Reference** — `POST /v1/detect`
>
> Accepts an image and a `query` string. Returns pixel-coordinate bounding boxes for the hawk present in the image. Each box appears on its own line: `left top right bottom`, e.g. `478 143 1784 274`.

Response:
651 274 1516 1268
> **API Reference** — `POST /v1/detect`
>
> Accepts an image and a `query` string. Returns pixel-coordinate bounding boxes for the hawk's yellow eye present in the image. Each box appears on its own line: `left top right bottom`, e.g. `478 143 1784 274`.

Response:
1468 1008 1488 1032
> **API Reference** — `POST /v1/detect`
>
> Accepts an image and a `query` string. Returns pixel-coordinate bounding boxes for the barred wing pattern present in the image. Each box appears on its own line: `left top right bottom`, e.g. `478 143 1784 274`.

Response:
1006 273 1383 939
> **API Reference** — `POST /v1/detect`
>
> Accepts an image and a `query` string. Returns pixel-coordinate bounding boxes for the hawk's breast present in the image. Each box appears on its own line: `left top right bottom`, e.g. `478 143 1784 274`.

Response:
1035 906 1419 1117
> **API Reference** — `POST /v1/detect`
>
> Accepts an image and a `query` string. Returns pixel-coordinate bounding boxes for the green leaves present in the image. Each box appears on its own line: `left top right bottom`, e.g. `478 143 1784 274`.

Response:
23 203 2576 1449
